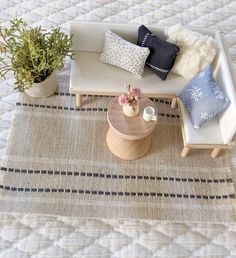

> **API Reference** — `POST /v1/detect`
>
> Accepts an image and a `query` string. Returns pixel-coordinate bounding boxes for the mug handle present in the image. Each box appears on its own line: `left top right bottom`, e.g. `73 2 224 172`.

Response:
151 114 157 121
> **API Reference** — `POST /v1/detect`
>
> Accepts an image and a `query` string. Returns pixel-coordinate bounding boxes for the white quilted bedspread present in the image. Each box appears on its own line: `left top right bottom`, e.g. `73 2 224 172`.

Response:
1 0 236 257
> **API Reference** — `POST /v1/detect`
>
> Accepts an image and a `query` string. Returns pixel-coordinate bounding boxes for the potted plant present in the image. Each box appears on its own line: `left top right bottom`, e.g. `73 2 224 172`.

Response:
0 18 73 97
118 85 141 117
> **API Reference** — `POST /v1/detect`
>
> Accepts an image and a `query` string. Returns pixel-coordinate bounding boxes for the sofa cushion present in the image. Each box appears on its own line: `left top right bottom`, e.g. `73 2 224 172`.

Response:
177 64 230 129
100 30 150 77
166 24 217 80
70 52 188 95
137 25 179 81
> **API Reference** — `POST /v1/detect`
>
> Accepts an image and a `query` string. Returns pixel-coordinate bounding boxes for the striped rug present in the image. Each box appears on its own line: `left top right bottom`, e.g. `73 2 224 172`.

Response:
0 74 236 223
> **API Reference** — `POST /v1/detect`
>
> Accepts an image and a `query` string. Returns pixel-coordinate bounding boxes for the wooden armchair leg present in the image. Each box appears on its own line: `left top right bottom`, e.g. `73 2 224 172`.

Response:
171 97 178 109
181 147 190 158
76 93 82 107
211 148 221 158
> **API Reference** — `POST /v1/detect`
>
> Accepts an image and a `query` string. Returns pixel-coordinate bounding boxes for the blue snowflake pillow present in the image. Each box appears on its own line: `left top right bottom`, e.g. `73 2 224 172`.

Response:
177 64 230 129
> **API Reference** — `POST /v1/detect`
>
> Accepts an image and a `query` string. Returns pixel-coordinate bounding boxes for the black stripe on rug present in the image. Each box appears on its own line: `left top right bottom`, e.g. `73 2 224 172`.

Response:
0 166 233 184
52 92 172 105
16 102 108 112
54 93 115 98
15 102 180 117
0 184 235 199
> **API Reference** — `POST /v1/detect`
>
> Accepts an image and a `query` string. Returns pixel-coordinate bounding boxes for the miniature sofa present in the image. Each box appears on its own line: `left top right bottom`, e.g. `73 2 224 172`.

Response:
69 22 236 158
69 22 189 106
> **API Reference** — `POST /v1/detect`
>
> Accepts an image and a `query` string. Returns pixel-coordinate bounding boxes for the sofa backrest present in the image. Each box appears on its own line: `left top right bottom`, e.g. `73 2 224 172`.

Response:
70 22 216 52
214 33 236 144
70 22 163 52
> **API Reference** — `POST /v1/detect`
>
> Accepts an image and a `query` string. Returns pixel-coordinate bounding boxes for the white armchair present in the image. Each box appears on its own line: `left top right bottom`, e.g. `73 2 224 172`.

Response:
176 33 236 158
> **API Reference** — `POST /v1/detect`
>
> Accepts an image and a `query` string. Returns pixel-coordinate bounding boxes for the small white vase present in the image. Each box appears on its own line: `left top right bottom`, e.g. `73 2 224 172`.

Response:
123 102 139 117
25 72 58 97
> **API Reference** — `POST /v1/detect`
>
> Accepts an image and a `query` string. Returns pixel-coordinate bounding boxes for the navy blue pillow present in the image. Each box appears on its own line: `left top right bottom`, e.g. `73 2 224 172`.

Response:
137 25 179 80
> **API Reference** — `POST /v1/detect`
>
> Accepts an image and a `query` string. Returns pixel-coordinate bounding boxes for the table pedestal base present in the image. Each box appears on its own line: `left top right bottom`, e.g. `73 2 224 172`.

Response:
106 127 151 160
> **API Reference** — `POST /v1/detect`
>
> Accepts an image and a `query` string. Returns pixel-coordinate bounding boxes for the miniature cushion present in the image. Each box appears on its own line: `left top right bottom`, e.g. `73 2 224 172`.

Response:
177 64 230 129
100 30 150 77
166 24 217 80
137 25 179 80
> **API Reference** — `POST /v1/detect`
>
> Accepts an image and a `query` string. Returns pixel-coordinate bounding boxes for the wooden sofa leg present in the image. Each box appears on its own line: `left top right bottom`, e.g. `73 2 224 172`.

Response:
171 97 178 109
181 147 190 158
211 148 221 158
76 93 82 107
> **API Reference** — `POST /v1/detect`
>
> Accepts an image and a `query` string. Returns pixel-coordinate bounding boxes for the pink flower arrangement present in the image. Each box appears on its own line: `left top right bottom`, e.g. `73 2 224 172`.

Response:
118 85 141 110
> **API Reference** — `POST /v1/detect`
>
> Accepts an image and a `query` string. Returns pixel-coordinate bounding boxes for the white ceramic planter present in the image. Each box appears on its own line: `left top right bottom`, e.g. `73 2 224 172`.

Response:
25 72 58 97
122 102 139 117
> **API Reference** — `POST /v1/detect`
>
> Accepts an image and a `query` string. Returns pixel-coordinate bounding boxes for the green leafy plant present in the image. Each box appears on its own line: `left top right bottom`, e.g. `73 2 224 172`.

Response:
0 18 74 91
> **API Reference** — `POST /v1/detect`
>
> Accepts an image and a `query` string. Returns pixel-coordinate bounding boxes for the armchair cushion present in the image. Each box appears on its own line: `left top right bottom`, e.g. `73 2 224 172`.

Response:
178 99 224 144
177 64 230 129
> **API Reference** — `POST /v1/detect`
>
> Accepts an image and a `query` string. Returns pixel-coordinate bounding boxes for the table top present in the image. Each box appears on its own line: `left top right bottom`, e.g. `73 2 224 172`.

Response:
107 97 157 140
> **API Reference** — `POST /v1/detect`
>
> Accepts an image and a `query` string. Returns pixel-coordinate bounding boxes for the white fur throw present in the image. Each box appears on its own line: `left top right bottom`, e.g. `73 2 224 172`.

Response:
165 24 217 80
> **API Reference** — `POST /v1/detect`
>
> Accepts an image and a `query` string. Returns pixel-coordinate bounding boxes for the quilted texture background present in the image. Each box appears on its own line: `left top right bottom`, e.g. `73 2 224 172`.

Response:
0 0 236 257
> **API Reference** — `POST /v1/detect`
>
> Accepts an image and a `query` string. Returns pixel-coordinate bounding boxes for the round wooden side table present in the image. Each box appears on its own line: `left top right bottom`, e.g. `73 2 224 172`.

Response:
106 97 158 160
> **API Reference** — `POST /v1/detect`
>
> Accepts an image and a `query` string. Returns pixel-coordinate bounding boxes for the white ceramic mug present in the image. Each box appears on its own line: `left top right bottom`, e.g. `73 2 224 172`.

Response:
143 106 158 121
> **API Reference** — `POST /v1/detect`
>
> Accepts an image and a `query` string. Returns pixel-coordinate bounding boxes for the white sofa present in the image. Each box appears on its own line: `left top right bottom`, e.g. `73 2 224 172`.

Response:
69 22 191 106
69 22 236 158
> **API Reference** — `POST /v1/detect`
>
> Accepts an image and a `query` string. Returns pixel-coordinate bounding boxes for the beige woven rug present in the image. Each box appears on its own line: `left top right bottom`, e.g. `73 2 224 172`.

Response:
0 74 236 223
